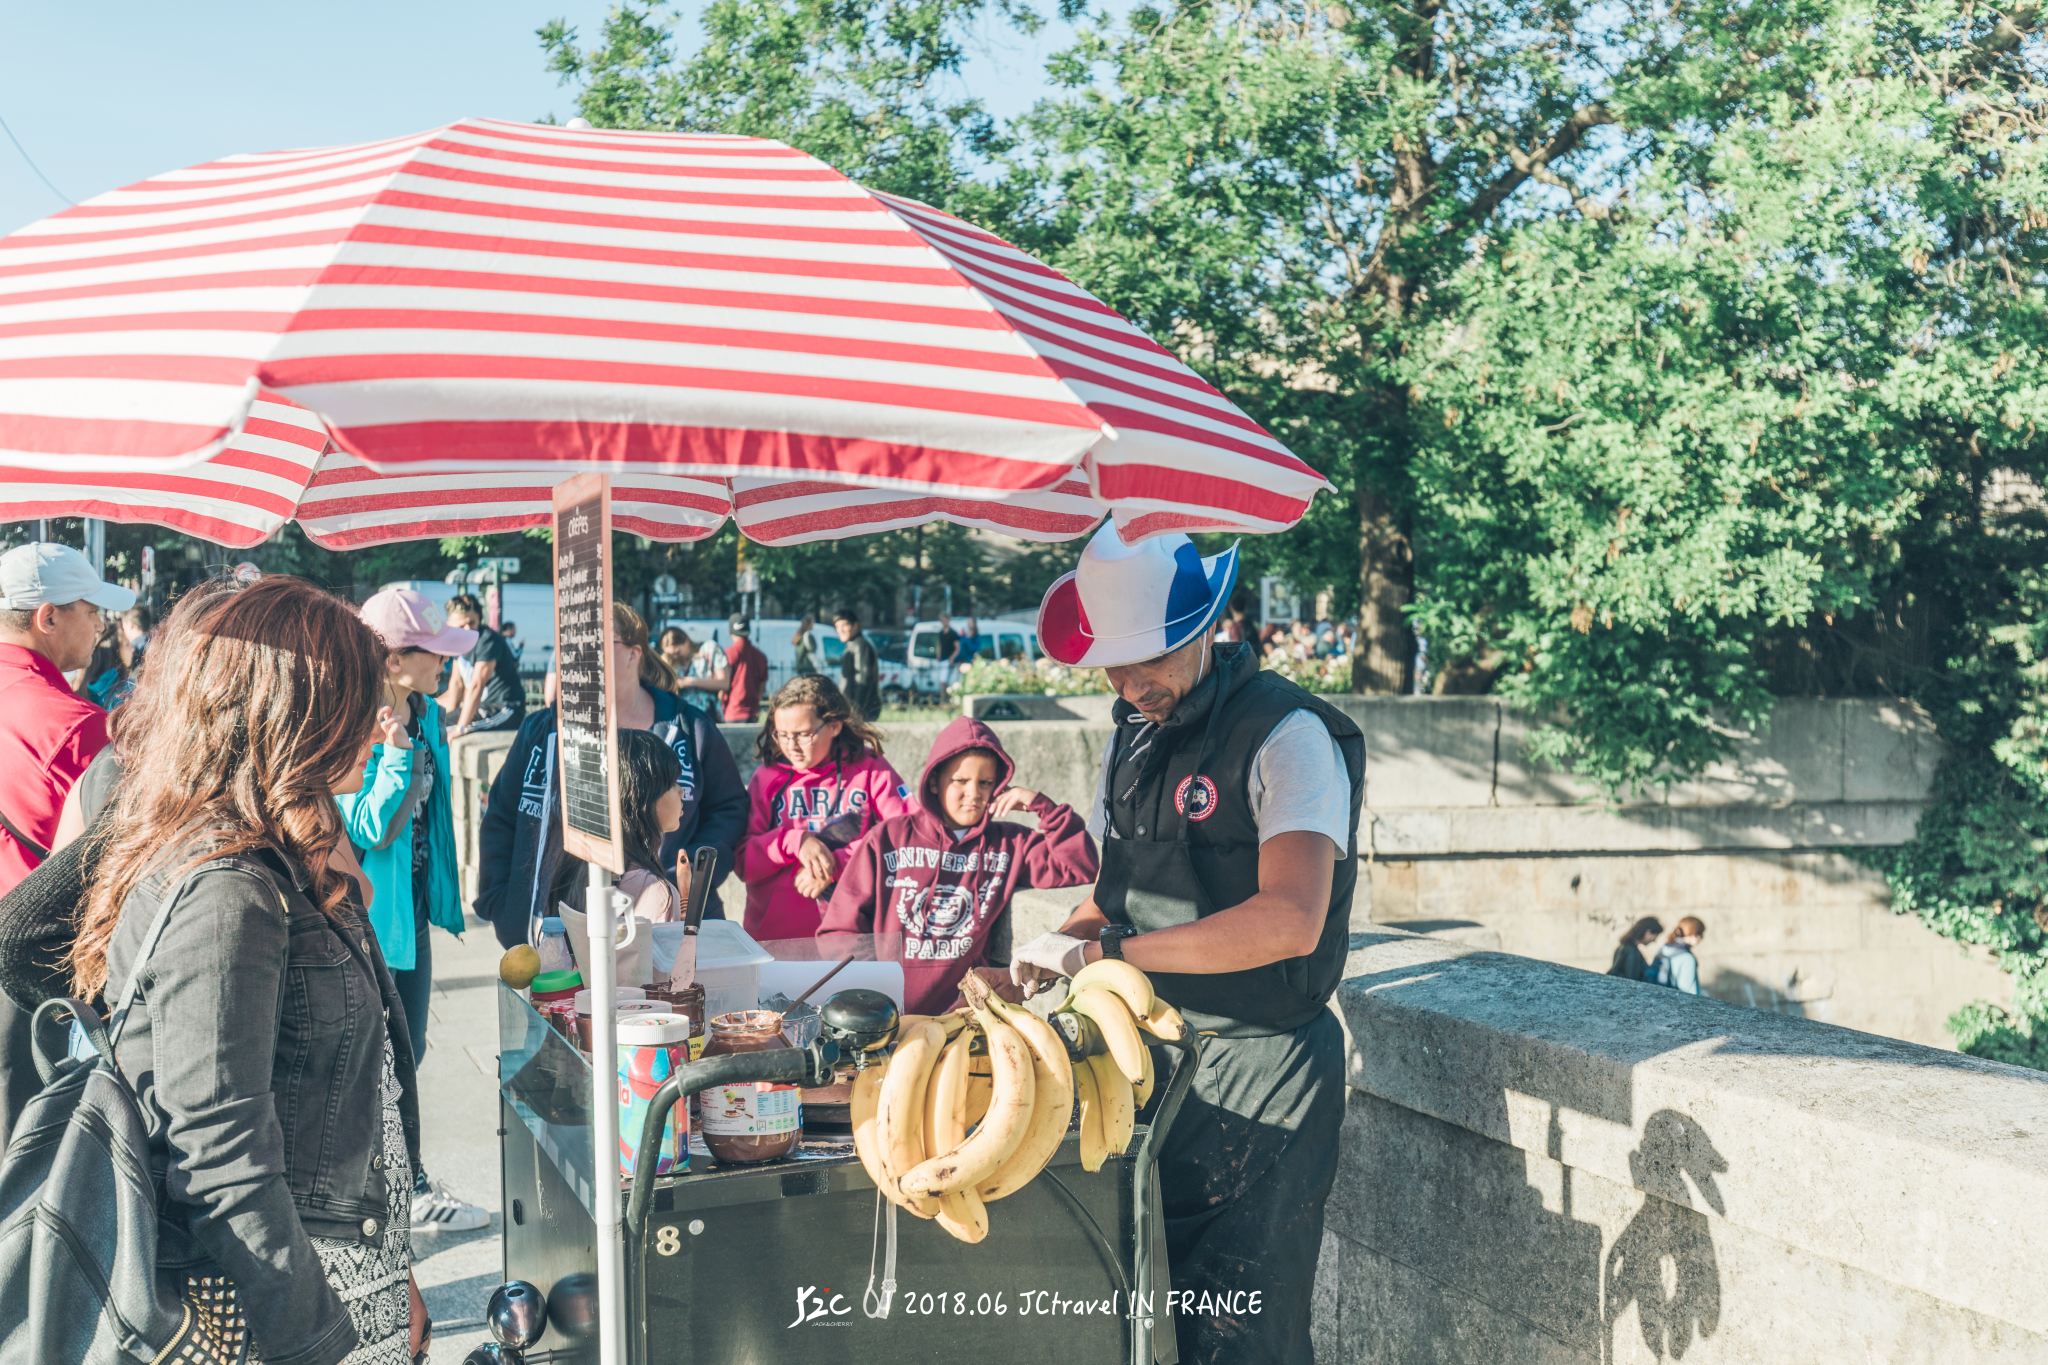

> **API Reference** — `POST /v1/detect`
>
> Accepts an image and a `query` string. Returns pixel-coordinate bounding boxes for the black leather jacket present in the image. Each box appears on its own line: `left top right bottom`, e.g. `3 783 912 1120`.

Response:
104 836 420 1365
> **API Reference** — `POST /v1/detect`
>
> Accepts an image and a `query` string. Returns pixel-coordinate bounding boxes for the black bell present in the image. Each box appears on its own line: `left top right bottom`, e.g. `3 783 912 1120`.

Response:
818 988 899 1062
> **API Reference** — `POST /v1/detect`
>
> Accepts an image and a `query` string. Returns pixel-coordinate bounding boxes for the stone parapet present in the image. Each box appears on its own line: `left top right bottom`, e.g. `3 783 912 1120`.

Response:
1317 930 2048 1361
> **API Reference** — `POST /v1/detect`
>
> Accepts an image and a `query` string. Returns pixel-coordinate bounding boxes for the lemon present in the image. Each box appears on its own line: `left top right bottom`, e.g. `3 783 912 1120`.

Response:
499 944 542 989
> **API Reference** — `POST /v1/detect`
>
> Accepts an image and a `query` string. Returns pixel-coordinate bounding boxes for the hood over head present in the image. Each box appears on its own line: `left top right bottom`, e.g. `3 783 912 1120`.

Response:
919 716 1015 826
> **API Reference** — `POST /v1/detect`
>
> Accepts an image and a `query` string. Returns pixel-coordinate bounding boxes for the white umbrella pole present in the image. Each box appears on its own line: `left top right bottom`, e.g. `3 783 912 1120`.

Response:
588 862 627 1365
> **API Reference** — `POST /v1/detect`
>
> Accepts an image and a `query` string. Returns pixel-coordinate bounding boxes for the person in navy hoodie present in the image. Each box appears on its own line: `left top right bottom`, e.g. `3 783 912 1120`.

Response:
476 603 748 947
817 716 1098 1014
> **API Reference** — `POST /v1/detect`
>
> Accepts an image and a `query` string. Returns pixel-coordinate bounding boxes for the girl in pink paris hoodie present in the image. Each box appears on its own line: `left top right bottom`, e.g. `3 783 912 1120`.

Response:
738 674 914 941
818 716 1099 1015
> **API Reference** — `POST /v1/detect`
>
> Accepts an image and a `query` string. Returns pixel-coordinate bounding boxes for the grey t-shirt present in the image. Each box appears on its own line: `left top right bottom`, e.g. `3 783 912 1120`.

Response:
1090 709 1352 853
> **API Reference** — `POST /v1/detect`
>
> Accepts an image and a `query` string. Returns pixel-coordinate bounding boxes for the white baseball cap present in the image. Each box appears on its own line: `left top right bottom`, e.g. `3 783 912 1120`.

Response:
0 543 136 614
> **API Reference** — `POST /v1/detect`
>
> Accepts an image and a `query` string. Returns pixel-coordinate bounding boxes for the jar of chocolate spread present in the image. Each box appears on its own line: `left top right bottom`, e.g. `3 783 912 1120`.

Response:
698 1011 801 1164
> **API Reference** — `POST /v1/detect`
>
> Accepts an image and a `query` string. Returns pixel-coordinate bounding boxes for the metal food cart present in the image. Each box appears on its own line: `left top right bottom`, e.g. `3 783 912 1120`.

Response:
468 980 1199 1365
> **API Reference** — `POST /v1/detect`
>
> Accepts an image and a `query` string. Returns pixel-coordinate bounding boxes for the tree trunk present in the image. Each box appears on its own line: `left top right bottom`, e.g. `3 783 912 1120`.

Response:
1355 485 1414 693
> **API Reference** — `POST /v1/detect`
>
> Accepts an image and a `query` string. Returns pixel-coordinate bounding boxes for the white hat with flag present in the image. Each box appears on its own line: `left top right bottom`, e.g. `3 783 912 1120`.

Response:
1036 525 1238 669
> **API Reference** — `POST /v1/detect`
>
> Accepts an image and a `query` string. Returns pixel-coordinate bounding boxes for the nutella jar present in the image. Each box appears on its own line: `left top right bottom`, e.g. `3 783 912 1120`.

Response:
646 983 708 1060
699 1011 800 1164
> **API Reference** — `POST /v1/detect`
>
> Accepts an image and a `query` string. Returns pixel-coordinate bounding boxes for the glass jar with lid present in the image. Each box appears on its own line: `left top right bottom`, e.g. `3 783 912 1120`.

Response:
698 1011 801 1164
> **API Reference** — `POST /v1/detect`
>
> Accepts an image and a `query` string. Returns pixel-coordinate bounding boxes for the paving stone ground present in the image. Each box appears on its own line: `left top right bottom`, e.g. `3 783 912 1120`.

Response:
412 918 509 1363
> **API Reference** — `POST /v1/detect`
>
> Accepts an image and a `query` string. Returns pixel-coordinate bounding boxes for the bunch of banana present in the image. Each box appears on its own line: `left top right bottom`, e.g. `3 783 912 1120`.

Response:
1056 960 1184 1172
850 966 1184 1242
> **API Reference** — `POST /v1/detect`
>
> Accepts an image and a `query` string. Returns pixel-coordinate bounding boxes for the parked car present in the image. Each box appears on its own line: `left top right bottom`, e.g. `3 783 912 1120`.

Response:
899 620 1039 700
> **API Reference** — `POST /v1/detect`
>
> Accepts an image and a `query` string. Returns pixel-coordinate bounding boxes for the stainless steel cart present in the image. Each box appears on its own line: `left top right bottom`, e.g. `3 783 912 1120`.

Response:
470 983 1199 1365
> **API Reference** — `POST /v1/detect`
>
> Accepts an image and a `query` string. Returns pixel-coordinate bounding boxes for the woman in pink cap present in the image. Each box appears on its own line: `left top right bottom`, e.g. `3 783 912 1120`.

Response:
338 586 491 1234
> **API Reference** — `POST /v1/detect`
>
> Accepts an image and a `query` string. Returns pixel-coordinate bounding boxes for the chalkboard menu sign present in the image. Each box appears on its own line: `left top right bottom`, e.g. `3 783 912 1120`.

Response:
552 472 624 874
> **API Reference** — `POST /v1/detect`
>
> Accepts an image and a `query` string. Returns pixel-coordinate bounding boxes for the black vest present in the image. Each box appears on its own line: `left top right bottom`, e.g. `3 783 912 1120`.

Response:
1096 644 1365 1037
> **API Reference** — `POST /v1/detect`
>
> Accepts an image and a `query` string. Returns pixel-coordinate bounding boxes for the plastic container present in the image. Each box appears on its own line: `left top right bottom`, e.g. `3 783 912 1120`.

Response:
651 919 774 1024
699 1010 800 1164
577 997 661 1055
535 917 576 974
530 969 584 1043
617 1014 693 1177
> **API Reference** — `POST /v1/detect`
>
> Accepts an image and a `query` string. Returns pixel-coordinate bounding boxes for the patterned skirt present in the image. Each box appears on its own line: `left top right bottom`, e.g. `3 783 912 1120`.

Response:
246 1038 415 1364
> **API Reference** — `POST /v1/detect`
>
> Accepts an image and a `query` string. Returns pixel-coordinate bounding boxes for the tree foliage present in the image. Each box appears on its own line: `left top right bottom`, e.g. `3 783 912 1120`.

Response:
539 0 2048 1058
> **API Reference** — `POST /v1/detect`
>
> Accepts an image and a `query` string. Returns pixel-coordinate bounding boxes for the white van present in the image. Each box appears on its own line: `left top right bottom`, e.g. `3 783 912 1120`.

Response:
903 620 1039 696
653 618 910 708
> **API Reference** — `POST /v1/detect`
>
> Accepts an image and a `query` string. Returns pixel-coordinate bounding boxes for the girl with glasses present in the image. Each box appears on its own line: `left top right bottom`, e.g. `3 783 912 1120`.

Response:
736 674 912 941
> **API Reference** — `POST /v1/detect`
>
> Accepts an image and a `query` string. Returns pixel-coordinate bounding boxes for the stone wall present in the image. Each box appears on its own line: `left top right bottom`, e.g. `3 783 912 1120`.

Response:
1316 930 2048 1362
448 696 2013 1048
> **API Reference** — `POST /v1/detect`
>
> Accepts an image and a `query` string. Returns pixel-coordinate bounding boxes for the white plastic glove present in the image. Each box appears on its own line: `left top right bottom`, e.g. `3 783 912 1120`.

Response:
1009 931 1093 998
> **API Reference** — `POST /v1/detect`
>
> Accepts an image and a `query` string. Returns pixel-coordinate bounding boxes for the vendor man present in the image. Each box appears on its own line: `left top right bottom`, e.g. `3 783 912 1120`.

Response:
1011 525 1363 1365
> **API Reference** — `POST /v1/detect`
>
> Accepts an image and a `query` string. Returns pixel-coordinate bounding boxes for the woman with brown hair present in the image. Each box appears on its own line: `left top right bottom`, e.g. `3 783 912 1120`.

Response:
476 602 748 945
736 673 912 940
72 576 427 1365
1606 916 1664 982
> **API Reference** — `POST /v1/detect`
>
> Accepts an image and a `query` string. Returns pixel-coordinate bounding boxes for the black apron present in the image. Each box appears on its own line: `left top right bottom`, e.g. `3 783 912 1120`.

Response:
1093 646 1362 1365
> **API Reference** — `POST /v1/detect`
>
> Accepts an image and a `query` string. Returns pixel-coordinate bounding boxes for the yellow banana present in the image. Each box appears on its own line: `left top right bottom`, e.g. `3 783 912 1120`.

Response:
899 976 1035 1197
1140 999 1188 1042
877 1018 943 1218
1068 958 1154 1019
964 1056 993 1127
977 998 1076 1203
896 1009 972 1045
923 1028 975 1160
935 1187 988 1244
1075 1053 1107 1173
1133 1039 1155 1108
1069 987 1147 1086
851 1061 905 1207
1086 1053 1135 1156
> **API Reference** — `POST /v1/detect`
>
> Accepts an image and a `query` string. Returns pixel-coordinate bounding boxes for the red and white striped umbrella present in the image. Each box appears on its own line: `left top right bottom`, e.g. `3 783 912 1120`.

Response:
0 118 1325 546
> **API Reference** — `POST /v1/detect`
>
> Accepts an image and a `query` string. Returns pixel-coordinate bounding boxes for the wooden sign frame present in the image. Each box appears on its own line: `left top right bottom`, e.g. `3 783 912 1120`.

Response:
552 472 625 874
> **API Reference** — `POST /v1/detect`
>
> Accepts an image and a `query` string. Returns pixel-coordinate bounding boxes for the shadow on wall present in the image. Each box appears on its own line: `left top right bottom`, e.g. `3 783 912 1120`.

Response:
1335 936 1735 1363
1604 1111 1726 1361
1704 966 1816 1022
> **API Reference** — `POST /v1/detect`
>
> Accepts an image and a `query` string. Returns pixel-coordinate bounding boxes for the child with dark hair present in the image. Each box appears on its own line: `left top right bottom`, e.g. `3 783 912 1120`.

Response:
819 716 1097 1014
617 727 685 920
736 673 913 939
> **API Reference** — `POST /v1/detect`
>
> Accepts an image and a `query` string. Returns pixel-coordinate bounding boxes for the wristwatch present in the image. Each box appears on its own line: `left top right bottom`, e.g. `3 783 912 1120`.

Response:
1098 924 1137 960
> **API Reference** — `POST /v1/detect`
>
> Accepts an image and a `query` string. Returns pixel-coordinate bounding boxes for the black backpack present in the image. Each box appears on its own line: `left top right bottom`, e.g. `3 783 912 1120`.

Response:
0 872 242 1364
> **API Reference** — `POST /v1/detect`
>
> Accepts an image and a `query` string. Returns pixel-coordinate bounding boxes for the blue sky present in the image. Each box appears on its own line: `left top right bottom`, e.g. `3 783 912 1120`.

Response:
0 0 1099 238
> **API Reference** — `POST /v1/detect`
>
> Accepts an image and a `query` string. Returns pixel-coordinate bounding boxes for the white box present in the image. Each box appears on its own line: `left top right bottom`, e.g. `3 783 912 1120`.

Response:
651 918 775 1026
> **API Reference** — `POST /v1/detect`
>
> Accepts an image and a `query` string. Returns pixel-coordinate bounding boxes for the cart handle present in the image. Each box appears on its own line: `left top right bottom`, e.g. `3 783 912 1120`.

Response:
1129 1024 1201 1365
623 1041 839 1239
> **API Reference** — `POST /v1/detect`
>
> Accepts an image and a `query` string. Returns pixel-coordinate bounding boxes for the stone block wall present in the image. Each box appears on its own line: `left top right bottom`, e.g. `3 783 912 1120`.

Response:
452 696 2015 1049
1316 931 2048 1363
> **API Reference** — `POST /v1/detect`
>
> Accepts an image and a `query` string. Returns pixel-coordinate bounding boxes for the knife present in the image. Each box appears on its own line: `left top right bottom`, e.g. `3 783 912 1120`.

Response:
668 846 719 990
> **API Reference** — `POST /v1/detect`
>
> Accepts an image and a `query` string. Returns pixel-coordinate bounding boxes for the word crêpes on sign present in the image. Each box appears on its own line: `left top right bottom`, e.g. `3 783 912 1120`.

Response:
552 473 624 875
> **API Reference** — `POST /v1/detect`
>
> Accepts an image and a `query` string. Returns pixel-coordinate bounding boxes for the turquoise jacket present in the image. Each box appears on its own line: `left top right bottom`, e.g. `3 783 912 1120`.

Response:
336 696 462 971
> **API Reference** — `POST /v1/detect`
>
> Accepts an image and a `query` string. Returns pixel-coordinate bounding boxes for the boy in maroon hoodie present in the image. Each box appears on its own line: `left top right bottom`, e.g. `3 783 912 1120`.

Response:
818 716 1098 1015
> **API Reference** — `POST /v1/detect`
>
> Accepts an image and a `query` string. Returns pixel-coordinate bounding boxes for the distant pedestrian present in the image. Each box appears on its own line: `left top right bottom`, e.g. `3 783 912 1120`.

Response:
501 619 523 660
660 625 725 717
793 614 821 676
835 608 882 720
444 592 525 736
119 603 152 659
75 621 132 707
0 542 129 1135
1654 917 1706 994
723 614 770 722
1606 917 1664 982
935 613 961 693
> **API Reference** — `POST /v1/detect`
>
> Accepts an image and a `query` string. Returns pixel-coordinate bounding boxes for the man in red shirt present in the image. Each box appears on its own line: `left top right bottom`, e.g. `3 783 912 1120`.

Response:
0 543 130 894
0 542 131 1136
722 614 769 722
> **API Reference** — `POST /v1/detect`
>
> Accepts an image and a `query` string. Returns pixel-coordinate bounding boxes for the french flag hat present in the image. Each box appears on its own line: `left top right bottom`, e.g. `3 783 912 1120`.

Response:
1036 524 1239 668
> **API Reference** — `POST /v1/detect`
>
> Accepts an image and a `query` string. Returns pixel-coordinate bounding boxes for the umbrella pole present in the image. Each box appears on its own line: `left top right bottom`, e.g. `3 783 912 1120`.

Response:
587 861 627 1365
